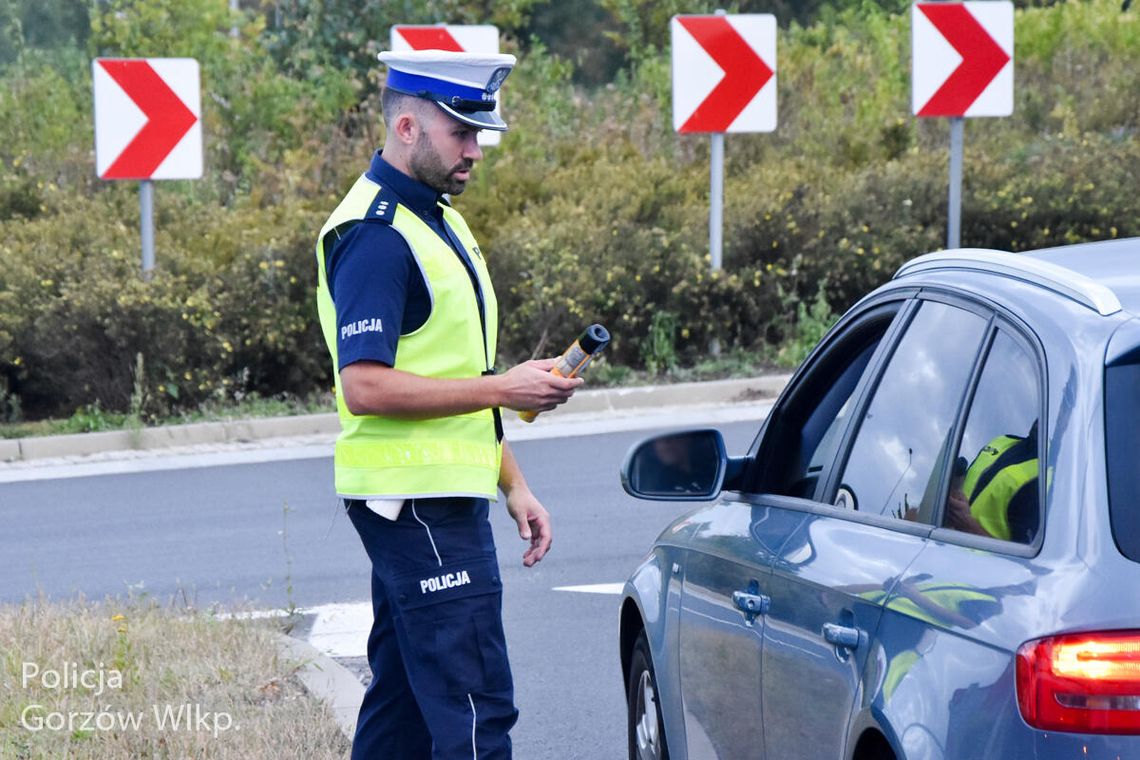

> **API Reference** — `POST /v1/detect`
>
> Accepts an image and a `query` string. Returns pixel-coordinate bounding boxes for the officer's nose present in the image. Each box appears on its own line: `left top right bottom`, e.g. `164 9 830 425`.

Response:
463 133 483 162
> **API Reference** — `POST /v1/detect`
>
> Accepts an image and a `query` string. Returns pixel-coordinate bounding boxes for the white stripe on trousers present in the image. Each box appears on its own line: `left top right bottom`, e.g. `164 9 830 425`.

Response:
410 500 443 567
468 693 478 759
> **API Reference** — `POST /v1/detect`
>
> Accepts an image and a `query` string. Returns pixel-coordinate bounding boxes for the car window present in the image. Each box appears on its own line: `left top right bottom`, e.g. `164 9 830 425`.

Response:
943 331 1041 544
754 306 897 499
835 301 987 519
799 343 876 486
1106 360 1140 562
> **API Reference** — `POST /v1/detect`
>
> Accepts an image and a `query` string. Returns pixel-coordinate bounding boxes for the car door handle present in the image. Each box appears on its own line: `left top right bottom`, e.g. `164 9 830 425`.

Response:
732 590 771 615
822 623 861 649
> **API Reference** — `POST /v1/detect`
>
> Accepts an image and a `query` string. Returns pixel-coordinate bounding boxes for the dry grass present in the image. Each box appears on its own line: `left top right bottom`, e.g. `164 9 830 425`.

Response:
0 598 350 759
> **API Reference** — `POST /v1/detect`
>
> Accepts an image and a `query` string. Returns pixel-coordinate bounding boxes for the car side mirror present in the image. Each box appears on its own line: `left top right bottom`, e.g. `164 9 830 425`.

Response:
620 429 730 501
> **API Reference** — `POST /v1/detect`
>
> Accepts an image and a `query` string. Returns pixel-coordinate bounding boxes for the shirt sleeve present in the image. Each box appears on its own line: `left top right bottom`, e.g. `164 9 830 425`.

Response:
327 221 413 371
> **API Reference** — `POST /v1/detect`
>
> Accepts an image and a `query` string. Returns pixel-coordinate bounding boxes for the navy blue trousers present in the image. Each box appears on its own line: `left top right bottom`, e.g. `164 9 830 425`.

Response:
345 497 518 759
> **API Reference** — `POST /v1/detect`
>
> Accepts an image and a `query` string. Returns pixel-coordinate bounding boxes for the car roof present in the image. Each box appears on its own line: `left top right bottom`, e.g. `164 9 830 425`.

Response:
894 237 1140 317
1025 238 1140 315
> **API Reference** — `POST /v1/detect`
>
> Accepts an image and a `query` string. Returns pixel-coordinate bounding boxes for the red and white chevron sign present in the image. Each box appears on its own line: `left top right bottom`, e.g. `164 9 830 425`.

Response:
390 24 502 146
912 2 1013 118
671 14 777 134
92 58 202 180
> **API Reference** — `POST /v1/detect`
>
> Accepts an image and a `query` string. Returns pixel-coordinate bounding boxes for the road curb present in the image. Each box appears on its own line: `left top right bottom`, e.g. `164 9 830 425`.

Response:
555 374 789 414
277 633 363 741
2 374 790 464
0 438 22 461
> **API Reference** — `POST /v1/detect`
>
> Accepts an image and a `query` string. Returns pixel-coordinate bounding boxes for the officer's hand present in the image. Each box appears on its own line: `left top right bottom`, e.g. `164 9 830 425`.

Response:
945 488 987 536
505 486 552 567
496 358 583 412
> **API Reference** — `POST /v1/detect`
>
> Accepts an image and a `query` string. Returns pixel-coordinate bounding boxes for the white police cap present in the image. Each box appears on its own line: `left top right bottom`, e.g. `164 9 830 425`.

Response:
378 50 516 132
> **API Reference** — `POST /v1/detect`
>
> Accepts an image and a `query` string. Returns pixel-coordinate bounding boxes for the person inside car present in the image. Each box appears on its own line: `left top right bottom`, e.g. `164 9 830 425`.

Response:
944 422 1040 544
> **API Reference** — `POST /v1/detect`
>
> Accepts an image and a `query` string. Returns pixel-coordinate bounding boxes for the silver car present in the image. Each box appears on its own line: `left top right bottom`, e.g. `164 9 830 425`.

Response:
619 240 1140 759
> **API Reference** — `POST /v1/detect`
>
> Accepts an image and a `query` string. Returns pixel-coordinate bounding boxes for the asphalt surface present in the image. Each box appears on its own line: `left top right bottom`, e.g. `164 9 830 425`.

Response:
0 421 760 757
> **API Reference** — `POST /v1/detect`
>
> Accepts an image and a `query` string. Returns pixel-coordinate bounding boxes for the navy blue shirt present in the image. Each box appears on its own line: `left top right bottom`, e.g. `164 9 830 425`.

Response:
326 153 474 371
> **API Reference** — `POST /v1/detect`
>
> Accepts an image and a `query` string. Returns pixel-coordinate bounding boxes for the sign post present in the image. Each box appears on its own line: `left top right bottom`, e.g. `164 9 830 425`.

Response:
140 180 155 273
912 2 1013 250
93 58 202 276
391 24 503 148
948 117 964 248
709 132 724 270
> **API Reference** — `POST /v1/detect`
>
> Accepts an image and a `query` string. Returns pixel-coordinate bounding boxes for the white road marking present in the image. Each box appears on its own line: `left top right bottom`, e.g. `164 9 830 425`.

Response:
214 607 297 621
552 583 626 595
215 601 373 658
0 442 333 483
221 581 629 660
507 402 772 443
306 602 373 659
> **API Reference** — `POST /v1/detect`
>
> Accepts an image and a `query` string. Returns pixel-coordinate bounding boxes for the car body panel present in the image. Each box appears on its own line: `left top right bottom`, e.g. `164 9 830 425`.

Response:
673 499 807 758
622 512 700 756
759 503 928 759
679 537 767 758
870 544 1054 759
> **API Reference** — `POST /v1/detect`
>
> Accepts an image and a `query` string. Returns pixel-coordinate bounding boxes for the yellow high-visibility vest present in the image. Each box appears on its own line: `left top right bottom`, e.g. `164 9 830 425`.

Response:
315 173 501 499
962 435 1038 541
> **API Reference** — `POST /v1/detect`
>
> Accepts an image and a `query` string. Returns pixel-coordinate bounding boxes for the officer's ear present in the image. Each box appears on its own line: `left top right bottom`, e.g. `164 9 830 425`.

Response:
392 109 422 146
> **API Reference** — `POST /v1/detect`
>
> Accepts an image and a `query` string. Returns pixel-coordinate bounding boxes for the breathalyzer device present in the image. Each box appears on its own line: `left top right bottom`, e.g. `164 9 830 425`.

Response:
518 324 611 423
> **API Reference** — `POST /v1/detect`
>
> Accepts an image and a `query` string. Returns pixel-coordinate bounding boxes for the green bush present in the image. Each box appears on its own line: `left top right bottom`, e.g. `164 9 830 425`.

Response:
0 192 330 419
0 0 1137 421
776 281 838 368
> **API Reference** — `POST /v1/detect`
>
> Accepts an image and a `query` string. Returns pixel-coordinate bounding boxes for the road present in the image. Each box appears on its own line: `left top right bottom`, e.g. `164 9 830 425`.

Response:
0 421 760 758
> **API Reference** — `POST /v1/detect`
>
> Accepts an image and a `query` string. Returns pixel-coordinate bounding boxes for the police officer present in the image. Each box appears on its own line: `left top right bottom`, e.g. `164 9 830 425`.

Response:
314 50 582 759
945 422 1039 543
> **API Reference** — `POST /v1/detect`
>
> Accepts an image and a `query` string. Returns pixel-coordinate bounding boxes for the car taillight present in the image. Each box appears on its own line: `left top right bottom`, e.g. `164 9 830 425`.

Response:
1016 631 1140 734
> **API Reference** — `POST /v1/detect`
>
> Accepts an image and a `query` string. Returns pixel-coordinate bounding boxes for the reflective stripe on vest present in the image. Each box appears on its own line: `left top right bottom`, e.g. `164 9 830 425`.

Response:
315 173 501 499
962 435 1037 541
860 582 995 628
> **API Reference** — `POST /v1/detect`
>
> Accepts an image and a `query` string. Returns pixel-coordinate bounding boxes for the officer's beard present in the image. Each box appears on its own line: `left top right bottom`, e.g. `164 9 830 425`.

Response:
410 132 473 196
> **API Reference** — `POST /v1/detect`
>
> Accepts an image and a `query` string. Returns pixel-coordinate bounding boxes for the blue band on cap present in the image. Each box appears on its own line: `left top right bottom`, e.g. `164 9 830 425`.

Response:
386 69 493 107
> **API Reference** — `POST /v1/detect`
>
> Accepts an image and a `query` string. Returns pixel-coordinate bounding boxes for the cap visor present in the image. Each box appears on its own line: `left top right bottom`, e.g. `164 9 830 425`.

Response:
436 102 508 132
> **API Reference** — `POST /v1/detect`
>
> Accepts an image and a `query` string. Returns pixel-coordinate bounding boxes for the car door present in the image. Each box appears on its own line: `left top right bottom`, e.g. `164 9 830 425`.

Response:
674 298 905 759
752 297 993 759
868 322 1051 759
676 500 805 759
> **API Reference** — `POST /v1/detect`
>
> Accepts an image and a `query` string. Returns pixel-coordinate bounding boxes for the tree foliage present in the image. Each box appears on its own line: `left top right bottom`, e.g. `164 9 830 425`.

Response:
0 0 1137 420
